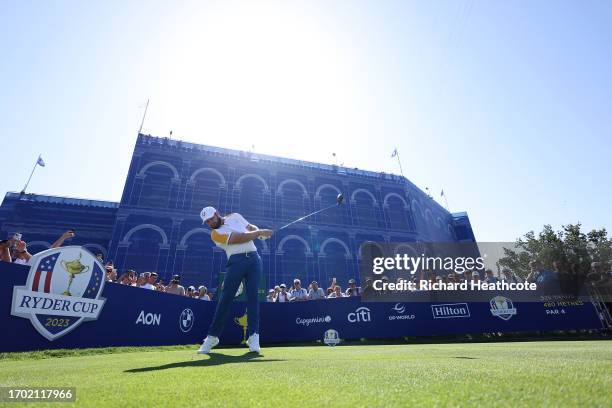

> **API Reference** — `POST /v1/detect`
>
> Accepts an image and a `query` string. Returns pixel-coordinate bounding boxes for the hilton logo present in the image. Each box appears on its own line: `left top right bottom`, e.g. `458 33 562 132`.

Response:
431 303 470 319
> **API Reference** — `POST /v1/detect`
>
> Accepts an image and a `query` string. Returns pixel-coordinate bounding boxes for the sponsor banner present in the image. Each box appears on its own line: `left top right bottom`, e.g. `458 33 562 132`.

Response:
431 303 471 319
0 257 604 352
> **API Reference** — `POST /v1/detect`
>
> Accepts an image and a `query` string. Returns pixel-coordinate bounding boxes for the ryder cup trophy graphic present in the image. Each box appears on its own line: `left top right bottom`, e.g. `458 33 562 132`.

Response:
60 253 89 296
234 312 248 344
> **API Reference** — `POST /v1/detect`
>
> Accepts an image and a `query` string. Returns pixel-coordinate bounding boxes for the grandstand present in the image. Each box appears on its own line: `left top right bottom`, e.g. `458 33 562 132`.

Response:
0 134 475 288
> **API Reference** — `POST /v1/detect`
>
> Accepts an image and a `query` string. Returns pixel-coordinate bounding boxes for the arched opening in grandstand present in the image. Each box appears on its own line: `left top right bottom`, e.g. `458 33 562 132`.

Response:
352 189 378 227
277 180 307 222
237 174 268 218
318 238 352 288
317 184 344 225
138 162 175 208
276 235 310 287
123 226 164 273
191 168 224 211
180 229 217 288
384 193 410 231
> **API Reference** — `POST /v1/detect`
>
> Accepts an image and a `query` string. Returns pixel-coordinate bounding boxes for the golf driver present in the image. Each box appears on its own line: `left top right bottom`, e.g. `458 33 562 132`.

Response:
258 193 344 240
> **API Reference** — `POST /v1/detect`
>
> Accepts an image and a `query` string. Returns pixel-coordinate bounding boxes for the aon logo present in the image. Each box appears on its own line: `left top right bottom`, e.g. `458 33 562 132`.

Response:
136 311 161 326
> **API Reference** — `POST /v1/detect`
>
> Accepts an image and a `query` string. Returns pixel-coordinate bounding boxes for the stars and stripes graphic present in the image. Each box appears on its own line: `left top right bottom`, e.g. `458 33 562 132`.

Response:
31 253 59 293
83 262 104 299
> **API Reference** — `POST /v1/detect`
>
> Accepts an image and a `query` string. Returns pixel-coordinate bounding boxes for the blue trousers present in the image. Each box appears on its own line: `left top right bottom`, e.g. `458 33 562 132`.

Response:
207 251 262 338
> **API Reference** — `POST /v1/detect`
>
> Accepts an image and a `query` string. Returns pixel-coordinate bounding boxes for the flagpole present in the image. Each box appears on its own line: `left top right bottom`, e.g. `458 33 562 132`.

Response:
395 150 404 178
21 155 40 194
138 99 149 135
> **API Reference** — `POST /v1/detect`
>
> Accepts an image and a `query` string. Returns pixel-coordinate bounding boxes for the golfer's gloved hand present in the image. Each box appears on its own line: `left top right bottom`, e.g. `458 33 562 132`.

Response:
256 229 274 240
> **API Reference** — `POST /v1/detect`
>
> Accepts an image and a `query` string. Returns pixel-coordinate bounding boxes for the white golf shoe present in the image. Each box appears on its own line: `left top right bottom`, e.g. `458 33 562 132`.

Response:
246 333 261 353
197 336 219 354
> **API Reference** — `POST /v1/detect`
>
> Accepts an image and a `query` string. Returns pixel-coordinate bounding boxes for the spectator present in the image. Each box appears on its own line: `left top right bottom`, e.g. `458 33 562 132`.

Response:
484 269 499 284
96 253 104 263
165 275 186 296
147 272 158 287
128 270 137 286
502 268 522 284
198 286 210 300
289 278 308 301
12 240 32 265
50 230 76 248
461 270 473 282
328 286 346 298
139 272 155 290
526 261 543 283
266 289 276 302
362 278 376 297
105 266 117 282
275 284 291 302
186 286 196 297
308 281 326 300
345 279 361 297
0 238 16 263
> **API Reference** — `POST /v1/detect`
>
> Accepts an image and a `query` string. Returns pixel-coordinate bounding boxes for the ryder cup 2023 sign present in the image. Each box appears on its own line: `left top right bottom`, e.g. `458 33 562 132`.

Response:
10 246 106 340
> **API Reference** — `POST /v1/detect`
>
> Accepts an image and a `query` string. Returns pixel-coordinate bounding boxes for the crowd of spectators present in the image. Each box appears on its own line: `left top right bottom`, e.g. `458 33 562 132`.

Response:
106 266 213 300
2 231 611 305
265 278 362 302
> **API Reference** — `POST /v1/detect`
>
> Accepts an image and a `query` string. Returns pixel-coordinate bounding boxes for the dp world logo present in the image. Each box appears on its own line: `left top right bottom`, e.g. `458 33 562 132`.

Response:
392 303 406 314
179 308 194 332
10 246 106 341
389 303 415 321
490 296 517 321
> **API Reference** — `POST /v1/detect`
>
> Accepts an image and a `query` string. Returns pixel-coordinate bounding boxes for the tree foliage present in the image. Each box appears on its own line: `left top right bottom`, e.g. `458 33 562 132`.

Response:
498 224 611 279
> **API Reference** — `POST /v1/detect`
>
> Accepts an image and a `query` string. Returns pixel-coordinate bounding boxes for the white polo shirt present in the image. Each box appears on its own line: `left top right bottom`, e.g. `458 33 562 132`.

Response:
210 213 257 257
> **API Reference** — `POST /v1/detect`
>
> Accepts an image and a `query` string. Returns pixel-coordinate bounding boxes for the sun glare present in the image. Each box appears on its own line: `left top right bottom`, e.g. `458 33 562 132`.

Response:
146 2 364 163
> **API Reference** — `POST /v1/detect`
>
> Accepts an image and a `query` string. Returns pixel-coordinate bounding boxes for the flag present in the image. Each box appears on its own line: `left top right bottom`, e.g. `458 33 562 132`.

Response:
36 156 45 167
391 148 398 158
441 189 444 197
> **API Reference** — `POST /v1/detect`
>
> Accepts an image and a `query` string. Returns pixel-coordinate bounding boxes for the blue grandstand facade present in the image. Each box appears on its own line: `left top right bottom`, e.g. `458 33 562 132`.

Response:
0 133 475 289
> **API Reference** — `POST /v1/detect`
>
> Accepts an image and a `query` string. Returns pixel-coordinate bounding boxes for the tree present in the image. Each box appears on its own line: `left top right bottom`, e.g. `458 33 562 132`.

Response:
498 224 611 279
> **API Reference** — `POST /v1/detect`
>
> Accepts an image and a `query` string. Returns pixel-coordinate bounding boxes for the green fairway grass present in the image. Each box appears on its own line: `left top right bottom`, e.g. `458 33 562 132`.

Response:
0 341 610 407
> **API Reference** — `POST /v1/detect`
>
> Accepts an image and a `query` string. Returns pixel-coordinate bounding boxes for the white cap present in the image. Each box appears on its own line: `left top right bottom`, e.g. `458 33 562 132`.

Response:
200 206 217 223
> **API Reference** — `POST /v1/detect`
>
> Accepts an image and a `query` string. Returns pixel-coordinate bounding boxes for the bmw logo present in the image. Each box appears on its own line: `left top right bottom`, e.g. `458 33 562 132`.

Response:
179 308 194 333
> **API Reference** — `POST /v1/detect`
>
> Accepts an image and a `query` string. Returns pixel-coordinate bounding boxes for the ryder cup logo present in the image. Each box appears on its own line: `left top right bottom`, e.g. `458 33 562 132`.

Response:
323 329 340 346
490 296 517 321
10 246 106 341
179 308 194 332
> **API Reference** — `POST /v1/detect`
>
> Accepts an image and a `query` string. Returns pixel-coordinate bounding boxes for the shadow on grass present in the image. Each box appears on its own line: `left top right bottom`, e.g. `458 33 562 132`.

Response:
452 356 478 359
125 352 284 373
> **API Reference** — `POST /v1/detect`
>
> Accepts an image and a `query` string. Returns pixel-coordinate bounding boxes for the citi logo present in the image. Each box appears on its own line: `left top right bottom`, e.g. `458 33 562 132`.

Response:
348 307 371 323
431 303 470 319
136 310 161 326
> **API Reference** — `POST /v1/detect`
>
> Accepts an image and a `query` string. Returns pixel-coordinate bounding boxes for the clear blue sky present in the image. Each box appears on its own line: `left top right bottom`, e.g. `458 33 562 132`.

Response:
1 0 610 241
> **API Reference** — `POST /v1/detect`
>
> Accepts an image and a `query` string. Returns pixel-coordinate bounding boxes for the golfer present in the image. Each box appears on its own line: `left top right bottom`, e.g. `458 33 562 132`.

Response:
197 206 273 354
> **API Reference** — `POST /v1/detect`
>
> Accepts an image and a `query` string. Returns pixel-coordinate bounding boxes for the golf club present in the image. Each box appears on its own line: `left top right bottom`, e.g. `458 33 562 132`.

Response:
258 193 344 240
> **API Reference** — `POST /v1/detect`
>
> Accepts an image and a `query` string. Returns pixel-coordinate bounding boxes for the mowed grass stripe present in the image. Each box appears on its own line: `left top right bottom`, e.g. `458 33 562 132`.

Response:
0 341 610 407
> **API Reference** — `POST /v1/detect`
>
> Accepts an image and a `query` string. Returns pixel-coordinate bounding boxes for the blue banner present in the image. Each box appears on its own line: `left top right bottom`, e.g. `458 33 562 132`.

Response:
0 260 604 353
